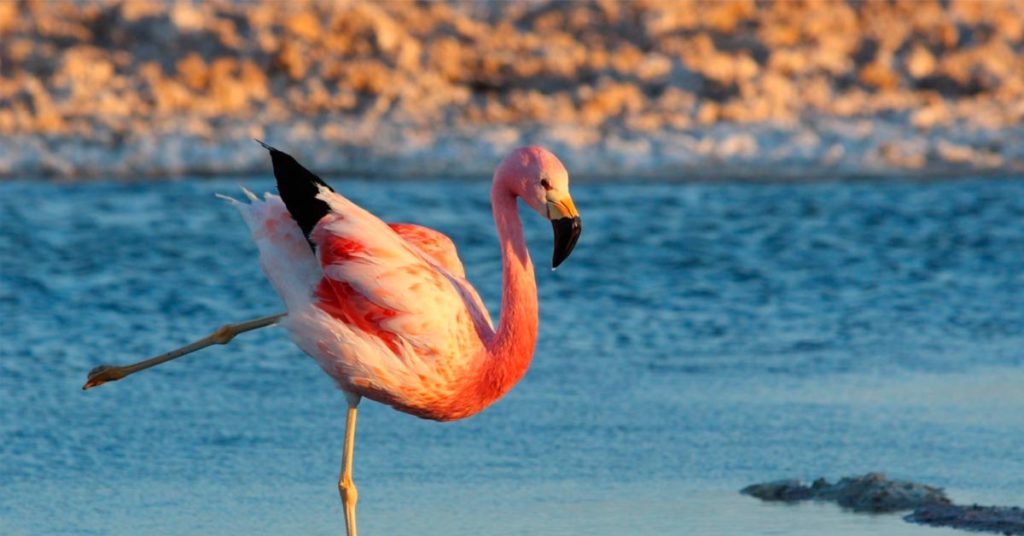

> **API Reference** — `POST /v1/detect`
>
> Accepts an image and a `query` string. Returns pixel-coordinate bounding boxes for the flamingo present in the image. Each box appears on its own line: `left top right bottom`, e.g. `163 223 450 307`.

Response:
83 143 582 535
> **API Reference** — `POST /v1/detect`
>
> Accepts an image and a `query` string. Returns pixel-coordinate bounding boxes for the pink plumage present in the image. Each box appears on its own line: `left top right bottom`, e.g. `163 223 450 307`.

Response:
223 146 581 422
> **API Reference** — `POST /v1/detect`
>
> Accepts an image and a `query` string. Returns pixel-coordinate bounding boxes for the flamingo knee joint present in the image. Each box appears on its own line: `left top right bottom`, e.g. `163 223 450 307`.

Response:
211 325 235 344
339 477 358 505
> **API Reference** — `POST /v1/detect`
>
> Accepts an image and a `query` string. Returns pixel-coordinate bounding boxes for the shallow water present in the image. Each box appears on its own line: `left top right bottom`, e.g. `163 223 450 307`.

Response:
1 177 1022 535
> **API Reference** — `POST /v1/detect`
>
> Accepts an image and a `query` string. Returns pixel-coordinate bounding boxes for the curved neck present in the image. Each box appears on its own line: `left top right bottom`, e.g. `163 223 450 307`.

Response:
477 181 538 402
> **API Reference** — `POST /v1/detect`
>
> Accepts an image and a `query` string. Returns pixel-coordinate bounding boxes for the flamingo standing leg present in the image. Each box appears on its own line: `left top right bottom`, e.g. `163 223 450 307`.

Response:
339 393 361 536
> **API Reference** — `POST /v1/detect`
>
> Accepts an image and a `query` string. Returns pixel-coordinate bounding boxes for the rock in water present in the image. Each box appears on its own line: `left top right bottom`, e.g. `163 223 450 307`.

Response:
744 474 1023 534
740 479 815 502
741 473 950 512
818 473 951 513
906 504 1024 535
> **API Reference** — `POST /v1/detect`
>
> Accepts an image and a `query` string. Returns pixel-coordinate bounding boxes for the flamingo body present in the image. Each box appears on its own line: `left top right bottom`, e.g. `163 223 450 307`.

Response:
225 146 577 421
81 144 581 536
228 191 492 420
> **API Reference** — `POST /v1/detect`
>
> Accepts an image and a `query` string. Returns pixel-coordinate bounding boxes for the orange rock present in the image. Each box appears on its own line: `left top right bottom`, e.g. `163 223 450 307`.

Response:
0 2 17 35
905 45 936 80
287 11 321 42
177 53 208 91
911 101 951 129
859 57 900 90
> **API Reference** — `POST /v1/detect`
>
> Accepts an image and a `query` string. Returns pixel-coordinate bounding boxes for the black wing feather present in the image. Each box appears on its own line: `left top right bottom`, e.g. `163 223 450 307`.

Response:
256 140 334 247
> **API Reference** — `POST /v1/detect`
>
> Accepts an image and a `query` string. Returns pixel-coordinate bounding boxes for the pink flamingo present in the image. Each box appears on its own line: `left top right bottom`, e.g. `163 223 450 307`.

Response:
84 143 581 535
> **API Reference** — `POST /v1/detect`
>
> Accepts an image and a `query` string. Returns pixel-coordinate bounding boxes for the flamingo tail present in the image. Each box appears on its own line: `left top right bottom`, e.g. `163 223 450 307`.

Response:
218 188 321 311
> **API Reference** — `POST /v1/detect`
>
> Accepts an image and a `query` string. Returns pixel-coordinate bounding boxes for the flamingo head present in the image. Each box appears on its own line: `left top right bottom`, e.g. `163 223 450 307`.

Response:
496 147 582 268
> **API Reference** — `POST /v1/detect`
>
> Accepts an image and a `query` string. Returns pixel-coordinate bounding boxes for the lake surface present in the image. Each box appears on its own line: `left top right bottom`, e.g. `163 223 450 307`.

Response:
1 177 1022 535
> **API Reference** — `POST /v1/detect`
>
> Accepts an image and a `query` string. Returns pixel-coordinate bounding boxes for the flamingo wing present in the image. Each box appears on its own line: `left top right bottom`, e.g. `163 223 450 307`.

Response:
387 223 465 277
292 187 494 401
386 222 493 336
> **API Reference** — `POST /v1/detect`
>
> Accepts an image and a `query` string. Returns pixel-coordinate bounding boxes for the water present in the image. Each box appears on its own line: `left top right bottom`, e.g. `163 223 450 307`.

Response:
1 177 1022 535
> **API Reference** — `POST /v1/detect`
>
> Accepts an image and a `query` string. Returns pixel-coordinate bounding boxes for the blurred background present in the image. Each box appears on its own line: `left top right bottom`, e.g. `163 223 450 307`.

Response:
1 0 1023 180
2 2 1023 535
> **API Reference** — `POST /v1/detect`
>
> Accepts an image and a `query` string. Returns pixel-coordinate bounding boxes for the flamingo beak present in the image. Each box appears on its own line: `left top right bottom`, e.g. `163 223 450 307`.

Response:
547 193 581 268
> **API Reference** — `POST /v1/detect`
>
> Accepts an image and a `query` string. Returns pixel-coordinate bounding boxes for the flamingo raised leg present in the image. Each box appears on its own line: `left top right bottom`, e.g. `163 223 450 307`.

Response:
84 143 582 536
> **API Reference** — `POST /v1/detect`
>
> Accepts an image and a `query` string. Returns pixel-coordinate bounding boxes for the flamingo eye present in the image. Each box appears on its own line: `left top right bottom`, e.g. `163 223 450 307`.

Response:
540 179 552 191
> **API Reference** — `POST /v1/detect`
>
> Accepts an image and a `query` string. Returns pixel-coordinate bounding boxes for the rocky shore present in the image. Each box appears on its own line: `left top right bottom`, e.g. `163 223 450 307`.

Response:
743 474 1024 534
2 1 1023 180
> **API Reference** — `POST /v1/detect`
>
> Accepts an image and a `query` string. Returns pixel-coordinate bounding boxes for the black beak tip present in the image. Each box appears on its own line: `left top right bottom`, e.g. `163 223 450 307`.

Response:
255 139 282 155
551 216 582 268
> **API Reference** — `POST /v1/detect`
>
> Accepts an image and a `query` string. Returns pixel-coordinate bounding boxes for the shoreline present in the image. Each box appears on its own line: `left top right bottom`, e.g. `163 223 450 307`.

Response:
3 1 1022 182
4 121 1023 182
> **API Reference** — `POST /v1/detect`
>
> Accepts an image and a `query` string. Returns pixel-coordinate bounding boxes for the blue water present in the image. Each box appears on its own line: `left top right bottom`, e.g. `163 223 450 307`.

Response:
1 178 1022 535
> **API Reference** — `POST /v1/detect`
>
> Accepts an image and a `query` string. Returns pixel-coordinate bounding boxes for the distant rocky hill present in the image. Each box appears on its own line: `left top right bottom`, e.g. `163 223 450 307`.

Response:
1 0 1022 180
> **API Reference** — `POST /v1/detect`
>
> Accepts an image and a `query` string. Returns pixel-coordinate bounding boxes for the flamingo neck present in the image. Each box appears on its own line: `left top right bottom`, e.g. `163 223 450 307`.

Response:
476 181 538 404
